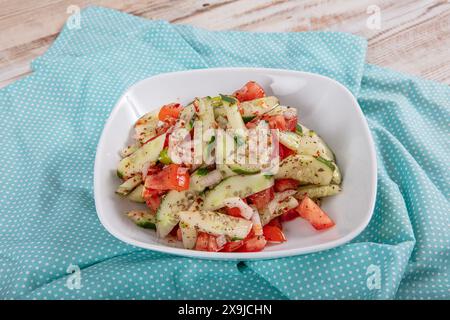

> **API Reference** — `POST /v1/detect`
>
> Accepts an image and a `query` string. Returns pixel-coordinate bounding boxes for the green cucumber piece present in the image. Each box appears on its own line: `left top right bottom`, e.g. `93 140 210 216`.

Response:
203 173 274 210
127 210 156 229
228 163 261 175
156 190 196 238
217 164 238 178
127 184 145 203
120 142 140 158
279 131 335 161
332 165 342 184
178 211 252 239
295 184 341 200
260 196 299 225
117 133 166 179
179 220 198 249
240 96 279 117
225 103 246 131
134 111 159 144
115 175 143 196
275 154 334 185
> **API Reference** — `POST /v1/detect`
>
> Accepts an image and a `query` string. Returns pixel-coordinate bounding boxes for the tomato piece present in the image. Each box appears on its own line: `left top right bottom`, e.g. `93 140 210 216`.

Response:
142 188 163 211
296 196 335 230
144 195 160 211
158 103 182 122
226 207 243 218
195 232 210 251
279 143 295 161
280 209 299 222
267 217 283 229
237 236 267 252
274 178 299 192
284 116 298 132
245 120 258 129
263 225 286 243
263 115 286 130
144 164 190 191
247 187 274 211
208 235 221 252
166 165 190 191
222 240 244 252
233 81 265 102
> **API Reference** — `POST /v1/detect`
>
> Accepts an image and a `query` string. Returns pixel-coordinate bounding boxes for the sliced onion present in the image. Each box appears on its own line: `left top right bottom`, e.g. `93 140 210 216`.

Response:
250 207 263 236
200 170 222 189
216 235 227 249
283 106 297 119
223 197 254 220
141 161 152 180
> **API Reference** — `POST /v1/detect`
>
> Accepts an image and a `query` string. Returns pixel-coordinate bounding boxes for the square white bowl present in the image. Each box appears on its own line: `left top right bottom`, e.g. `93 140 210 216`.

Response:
94 68 377 260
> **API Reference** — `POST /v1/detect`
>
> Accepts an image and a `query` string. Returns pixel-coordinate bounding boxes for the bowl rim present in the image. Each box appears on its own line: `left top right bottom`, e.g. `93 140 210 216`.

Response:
94 67 377 260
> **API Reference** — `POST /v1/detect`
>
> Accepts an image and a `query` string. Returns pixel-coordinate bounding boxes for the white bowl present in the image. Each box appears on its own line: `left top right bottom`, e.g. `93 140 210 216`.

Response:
94 68 377 260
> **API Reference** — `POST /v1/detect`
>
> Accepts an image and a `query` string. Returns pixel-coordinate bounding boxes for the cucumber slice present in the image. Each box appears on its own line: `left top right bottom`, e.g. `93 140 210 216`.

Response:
127 210 156 229
279 131 335 161
228 163 261 175
179 220 198 249
332 165 342 184
203 174 274 210
115 175 143 196
196 97 215 129
127 184 145 203
275 154 333 185
240 96 279 117
217 164 238 178
260 196 299 225
120 142 140 158
179 103 196 130
134 111 159 144
178 211 252 239
226 104 246 131
117 133 166 179
295 184 341 200
156 190 196 238
189 169 222 192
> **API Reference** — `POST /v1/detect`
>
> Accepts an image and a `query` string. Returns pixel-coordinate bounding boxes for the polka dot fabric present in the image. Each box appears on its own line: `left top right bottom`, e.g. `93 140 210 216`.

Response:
0 6 448 300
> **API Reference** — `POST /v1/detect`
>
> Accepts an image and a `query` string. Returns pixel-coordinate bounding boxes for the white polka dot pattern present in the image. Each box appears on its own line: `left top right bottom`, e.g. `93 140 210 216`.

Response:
0 7 448 300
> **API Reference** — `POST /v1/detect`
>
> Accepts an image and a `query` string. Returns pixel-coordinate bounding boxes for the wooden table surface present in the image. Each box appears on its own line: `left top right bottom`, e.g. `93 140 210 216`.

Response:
1 0 449 88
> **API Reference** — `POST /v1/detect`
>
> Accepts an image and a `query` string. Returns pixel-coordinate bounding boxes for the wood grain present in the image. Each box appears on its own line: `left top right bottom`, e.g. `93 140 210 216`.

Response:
1 0 449 88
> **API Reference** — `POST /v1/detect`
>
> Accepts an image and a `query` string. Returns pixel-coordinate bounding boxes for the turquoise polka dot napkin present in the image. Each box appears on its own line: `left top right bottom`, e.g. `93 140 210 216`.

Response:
0 6 448 300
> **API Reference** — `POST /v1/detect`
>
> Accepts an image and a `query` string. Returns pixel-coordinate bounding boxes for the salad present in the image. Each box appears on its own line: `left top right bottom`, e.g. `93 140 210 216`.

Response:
116 81 342 252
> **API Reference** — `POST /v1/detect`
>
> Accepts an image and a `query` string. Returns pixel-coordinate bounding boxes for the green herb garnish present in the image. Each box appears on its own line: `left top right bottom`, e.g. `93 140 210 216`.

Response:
295 124 303 136
242 115 256 123
196 167 209 176
158 148 172 165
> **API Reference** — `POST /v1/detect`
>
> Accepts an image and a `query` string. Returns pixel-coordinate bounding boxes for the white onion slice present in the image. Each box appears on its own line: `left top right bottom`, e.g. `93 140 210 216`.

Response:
141 161 152 180
216 235 227 249
223 197 254 220
283 107 297 119
250 207 263 236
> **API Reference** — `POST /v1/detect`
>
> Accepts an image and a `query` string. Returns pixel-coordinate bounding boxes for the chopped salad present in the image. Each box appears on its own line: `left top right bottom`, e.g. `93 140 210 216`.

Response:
117 81 342 252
